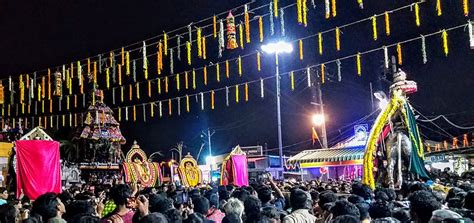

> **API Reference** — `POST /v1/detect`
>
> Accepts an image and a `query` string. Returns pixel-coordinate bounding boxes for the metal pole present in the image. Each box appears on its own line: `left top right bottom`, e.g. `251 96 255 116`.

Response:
275 53 284 168
316 82 328 148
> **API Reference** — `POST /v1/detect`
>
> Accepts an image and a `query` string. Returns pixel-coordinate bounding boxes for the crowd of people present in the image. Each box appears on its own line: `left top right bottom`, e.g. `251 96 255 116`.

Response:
0 171 472 223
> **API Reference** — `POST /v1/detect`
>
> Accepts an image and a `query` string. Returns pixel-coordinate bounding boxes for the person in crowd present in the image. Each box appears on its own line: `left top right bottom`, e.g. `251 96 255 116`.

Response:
101 184 135 223
409 190 442 223
0 188 8 206
31 192 67 223
205 191 225 223
330 200 360 219
354 202 370 223
223 198 244 221
261 206 281 223
369 201 392 220
186 196 214 223
315 191 337 222
283 189 316 223
244 196 262 223
330 215 359 223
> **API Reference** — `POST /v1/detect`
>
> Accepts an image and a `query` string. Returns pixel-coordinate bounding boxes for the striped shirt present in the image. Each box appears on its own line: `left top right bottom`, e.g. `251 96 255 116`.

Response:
283 209 317 223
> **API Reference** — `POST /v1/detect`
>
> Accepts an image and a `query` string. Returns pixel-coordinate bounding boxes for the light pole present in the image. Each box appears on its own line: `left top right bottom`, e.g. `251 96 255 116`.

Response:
261 41 293 169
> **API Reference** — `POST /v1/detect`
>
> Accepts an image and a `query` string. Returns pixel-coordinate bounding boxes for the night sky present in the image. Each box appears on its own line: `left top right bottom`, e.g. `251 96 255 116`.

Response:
1 0 473 162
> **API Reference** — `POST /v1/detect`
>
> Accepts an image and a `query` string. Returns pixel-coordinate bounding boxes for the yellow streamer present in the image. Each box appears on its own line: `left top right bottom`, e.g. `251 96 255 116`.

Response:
318 33 323 55
67 95 70 110
259 16 264 42
397 43 403 65
245 7 250 43
226 60 230 78
257 52 261 71
442 30 449 56
238 56 242 76
290 71 295 91
245 83 249 102
302 0 307 26
372 16 377 40
204 66 208 85
164 32 168 56
321 64 325 84
41 77 45 99
165 76 169 93
157 41 163 75
213 15 217 38
121 47 125 65
239 24 244 50
297 0 302 24
335 27 341 51
87 58 91 75
48 69 51 99
93 62 97 84
211 91 215 110
151 103 154 117
356 53 362 76
197 28 202 58
176 73 180 91
299 39 303 60
463 0 469 16
186 95 190 112
185 71 189 89
157 79 162 95
133 105 136 122
168 99 172 116
106 68 110 89
202 36 207 60
50 99 52 113
136 83 140 99
415 3 421 27
148 81 151 97
216 64 220 82
186 41 192 65
274 0 278 17
121 86 124 102
126 51 130 75
385 12 391 36
235 85 239 103
192 69 196 89
436 0 442 16
118 107 121 122
118 64 122 85
332 0 337 17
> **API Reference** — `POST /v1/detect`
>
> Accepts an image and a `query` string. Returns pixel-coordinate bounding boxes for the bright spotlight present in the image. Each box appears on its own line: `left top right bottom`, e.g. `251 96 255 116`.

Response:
261 41 293 54
312 114 325 126
206 156 215 165
378 99 389 110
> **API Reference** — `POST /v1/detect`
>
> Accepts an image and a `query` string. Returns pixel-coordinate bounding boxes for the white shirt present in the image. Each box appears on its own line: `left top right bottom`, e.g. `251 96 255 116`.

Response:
283 209 317 223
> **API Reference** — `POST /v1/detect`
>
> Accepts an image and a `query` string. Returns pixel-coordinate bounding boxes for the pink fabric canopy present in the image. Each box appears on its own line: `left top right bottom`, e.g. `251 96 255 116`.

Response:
16 140 61 200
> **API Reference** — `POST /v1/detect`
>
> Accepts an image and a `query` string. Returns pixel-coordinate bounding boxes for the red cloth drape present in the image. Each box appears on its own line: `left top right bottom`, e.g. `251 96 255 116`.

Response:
16 140 61 199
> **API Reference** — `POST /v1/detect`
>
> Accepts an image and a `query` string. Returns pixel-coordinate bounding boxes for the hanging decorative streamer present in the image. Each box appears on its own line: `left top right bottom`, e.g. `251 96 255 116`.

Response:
257 52 261 72
211 91 215 110
129 84 133 101
200 93 205 110
357 0 363 9
302 0 307 26
436 0 442 16
238 56 242 76
318 33 323 55
383 46 389 69
164 32 168 56
159 101 163 117
168 99 172 116
245 83 249 102
98 54 103 74
325 0 330 19
106 68 110 89
356 53 362 76
335 27 341 51
259 16 264 42
274 0 279 17
260 78 264 98
226 12 239 50
125 106 129 121
299 39 304 60
133 60 137 82
186 95 190 112
47 70 51 99
385 12 391 36
126 51 130 75
245 4 250 43
336 59 342 82
197 27 203 58
269 2 275 36
113 88 116 105
369 16 379 41
165 76 169 93
118 64 122 86
464 0 469 16
415 3 421 27
202 36 207 60
157 41 163 75
143 41 148 79
77 61 82 84
41 77 45 99
204 66 208 85
397 43 403 65
332 0 337 17
235 85 239 103
170 48 174 74
216 64 221 82
93 62 97 85
186 41 192 65
468 21 474 49
192 69 196 89
74 95 77 108
133 105 136 122
176 74 181 91
121 86 124 102
66 95 70 110
188 24 192 44
136 83 140 99
177 35 182 61
213 15 217 38
121 47 125 66
280 9 285 36
148 81 152 97
297 0 302 24
226 60 230 78
143 104 146 122
177 98 181 116
290 71 295 91
239 24 245 50
219 20 225 57
321 64 325 84
157 79 162 94
185 71 189 89
442 30 449 56
307 67 311 87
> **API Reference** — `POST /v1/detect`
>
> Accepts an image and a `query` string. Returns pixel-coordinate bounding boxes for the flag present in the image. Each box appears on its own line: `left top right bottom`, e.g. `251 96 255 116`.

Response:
312 127 319 145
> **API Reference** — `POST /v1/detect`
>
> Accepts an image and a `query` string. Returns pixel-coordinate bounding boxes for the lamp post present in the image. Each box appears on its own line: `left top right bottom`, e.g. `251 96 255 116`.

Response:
261 41 293 169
